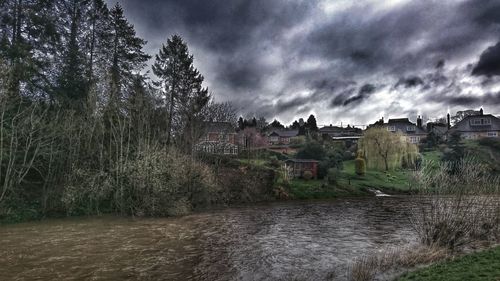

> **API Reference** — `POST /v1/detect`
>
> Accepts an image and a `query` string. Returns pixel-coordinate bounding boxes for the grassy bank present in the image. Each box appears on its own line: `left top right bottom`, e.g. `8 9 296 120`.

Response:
397 246 500 281
338 160 411 192
284 150 444 199
287 179 368 199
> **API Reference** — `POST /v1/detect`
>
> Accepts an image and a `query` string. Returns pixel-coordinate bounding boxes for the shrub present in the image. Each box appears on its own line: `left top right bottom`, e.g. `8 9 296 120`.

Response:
355 156 366 176
410 157 500 249
478 137 500 150
343 151 355 161
303 171 313 180
296 141 325 160
327 168 339 185
63 147 218 217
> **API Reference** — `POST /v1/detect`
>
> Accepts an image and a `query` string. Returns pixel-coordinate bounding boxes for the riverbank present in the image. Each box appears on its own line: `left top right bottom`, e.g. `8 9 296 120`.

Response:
396 246 500 281
284 159 414 200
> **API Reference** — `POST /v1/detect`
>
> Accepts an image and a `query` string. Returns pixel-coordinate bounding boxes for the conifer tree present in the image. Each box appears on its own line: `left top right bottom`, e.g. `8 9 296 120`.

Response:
0 0 59 99
153 35 210 150
56 0 89 110
108 3 149 108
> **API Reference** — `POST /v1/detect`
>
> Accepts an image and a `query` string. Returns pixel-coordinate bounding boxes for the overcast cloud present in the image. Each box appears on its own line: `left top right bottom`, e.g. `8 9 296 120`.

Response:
111 0 500 126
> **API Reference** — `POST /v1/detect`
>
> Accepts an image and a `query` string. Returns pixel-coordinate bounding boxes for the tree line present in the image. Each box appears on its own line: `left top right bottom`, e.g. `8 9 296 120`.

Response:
0 0 234 221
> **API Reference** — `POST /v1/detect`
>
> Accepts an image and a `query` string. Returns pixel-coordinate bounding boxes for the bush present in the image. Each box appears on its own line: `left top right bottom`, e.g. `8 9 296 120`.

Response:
327 168 340 185
303 171 313 180
410 157 500 249
296 141 325 160
343 151 355 160
63 147 218 217
478 137 500 150
355 156 366 176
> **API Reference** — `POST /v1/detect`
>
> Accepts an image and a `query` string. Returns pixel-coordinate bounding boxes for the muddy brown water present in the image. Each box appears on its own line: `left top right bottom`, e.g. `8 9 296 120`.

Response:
0 197 417 281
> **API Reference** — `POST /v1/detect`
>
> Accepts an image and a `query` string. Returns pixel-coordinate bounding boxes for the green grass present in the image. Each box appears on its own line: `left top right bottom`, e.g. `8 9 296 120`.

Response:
397 246 500 281
421 150 443 163
287 178 367 199
237 158 268 167
338 160 411 192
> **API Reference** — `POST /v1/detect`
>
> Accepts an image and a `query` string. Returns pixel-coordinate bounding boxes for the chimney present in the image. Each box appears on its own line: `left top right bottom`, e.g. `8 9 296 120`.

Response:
447 113 451 129
480 108 484 116
417 115 422 128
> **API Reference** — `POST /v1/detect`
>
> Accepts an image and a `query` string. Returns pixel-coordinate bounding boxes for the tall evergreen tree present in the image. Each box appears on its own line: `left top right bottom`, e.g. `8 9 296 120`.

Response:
56 0 89 110
306 114 318 131
0 0 59 99
108 3 149 108
152 35 210 150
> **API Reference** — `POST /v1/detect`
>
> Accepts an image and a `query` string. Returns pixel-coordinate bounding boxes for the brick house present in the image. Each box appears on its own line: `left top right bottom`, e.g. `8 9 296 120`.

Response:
384 117 427 144
448 108 500 140
195 122 238 155
268 130 299 145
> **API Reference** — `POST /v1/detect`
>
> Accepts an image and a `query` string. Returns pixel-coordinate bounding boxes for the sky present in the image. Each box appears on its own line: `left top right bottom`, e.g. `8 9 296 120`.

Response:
110 0 500 127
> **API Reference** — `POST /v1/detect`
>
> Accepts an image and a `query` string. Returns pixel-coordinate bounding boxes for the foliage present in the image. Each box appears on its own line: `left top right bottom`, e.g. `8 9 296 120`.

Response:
305 114 318 132
268 119 285 129
359 128 419 171
152 35 210 151
326 168 340 185
296 141 325 160
0 1 228 222
478 137 500 150
410 157 500 249
290 135 306 146
354 155 366 176
303 171 313 180
451 109 480 125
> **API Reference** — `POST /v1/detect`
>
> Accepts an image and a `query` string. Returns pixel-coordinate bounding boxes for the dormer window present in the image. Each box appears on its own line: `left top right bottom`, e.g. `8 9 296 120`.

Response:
387 126 396 132
406 126 416 132
470 118 491 126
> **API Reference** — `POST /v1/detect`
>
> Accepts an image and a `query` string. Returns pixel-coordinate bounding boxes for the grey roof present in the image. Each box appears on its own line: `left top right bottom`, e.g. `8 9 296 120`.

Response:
204 122 236 133
269 130 299 137
285 159 319 163
319 126 362 137
430 125 448 136
450 114 500 132
385 118 427 135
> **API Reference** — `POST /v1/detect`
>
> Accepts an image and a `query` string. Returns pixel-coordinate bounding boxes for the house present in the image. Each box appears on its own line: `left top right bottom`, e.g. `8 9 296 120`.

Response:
268 130 299 145
384 117 427 144
448 108 500 140
285 159 319 179
195 122 238 155
319 125 362 138
319 125 363 146
426 122 449 139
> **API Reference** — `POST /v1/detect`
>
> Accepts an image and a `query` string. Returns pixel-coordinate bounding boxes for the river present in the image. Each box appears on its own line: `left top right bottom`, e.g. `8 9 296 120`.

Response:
0 197 417 281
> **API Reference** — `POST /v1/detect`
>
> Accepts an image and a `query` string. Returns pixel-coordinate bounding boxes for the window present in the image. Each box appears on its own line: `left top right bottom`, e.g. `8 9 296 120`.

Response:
406 126 416 132
408 136 420 143
387 126 396 132
487 132 498 137
470 118 491 126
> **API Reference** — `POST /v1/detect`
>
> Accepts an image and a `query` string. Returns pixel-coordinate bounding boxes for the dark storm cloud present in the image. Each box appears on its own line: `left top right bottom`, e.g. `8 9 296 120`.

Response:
395 76 424 88
429 90 500 107
330 84 376 108
113 0 500 124
459 0 500 27
472 41 500 77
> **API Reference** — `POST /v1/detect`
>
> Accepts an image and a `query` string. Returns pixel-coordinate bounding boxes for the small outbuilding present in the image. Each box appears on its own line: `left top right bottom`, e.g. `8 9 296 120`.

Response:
284 159 319 179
